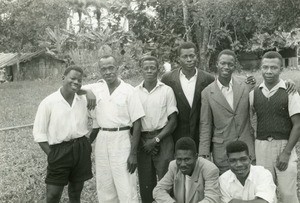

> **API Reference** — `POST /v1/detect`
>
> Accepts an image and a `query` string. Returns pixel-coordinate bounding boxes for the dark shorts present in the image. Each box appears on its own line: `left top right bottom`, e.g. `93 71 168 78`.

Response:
46 136 93 186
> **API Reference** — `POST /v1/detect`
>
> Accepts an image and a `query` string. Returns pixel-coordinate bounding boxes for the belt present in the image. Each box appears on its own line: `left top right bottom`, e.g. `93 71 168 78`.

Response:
257 136 276 142
99 126 131 131
141 128 163 136
50 136 85 147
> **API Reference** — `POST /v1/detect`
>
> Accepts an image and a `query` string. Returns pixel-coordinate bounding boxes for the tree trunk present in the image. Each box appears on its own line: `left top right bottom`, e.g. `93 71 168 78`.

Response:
181 0 191 41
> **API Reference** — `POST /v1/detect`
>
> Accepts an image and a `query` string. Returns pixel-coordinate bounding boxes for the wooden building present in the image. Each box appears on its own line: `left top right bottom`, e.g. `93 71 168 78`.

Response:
0 51 66 81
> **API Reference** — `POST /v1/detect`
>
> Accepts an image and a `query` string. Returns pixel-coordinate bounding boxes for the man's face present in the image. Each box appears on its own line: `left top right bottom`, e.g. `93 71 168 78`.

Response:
179 48 197 71
228 151 251 179
261 58 282 86
99 57 118 85
141 60 159 83
175 149 197 176
62 70 83 94
217 54 236 80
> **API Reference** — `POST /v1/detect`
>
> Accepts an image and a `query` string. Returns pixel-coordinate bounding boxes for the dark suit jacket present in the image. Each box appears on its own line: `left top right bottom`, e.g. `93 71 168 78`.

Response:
153 157 221 203
161 68 215 149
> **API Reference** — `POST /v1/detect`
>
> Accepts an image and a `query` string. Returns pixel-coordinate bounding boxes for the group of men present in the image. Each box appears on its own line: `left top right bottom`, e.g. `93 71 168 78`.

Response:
33 41 300 203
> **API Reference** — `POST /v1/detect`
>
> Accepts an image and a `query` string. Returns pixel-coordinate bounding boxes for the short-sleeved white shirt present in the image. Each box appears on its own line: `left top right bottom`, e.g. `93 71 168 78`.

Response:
249 79 300 117
85 79 145 128
135 80 178 131
33 89 90 145
219 165 276 203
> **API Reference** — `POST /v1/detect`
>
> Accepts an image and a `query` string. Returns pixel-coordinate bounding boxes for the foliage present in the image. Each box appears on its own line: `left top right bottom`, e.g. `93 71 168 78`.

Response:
0 0 69 52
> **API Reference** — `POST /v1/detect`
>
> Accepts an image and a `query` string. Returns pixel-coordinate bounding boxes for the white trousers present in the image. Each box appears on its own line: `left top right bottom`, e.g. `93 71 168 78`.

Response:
255 140 299 203
95 130 139 203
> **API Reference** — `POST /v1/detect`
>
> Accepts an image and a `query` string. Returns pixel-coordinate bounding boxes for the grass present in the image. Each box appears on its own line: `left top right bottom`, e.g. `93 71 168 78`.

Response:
0 70 300 202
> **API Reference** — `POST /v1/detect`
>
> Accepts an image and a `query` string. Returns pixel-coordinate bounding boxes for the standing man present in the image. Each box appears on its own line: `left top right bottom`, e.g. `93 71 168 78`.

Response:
199 50 255 174
33 66 93 203
135 56 178 202
84 55 145 203
250 51 300 203
161 42 215 149
153 137 221 203
219 140 276 203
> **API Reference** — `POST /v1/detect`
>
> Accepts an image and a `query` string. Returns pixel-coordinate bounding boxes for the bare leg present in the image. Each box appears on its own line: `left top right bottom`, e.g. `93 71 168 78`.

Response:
46 184 64 203
68 181 84 203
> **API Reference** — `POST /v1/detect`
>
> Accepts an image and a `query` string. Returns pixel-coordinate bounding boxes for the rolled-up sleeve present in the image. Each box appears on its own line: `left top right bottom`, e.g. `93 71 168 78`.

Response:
128 91 145 123
33 100 50 143
166 87 178 116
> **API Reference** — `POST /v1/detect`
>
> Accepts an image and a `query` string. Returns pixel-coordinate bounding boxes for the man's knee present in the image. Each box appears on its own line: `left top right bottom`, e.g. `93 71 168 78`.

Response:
68 181 84 202
46 184 64 203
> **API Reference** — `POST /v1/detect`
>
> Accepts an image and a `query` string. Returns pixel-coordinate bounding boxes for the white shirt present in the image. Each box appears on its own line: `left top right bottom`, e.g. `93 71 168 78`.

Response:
85 79 145 128
185 175 192 203
135 80 178 131
180 68 198 107
217 78 234 110
219 165 276 203
249 79 300 117
33 89 90 145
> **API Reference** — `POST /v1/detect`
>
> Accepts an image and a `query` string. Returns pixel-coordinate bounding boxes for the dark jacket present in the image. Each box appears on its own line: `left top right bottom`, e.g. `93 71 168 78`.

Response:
161 68 215 150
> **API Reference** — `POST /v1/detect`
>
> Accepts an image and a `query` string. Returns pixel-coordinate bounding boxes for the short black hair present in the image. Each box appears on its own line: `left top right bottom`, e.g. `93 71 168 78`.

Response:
139 55 159 68
177 41 197 56
217 49 237 62
64 65 83 76
98 55 117 66
261 51 283 66
226 140 249 156
175 137 197 155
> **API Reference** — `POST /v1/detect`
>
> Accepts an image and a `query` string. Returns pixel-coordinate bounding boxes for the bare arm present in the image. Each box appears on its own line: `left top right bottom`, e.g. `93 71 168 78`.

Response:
38 142 51 155
89 128 100 143
276 113 300 171
127 119 142 174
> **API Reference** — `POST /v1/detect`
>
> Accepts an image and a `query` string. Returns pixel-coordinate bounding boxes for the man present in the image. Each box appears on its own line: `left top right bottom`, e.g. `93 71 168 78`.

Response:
33 66 92 203
135 56 178 202
250 51 300 203
84 55 145 203
199 50 255 174
153 137 221 203
161 42 215 149
219 140 276 203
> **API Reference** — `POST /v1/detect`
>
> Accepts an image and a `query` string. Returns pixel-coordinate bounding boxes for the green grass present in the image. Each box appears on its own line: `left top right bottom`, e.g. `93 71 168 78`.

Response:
0 70 300 202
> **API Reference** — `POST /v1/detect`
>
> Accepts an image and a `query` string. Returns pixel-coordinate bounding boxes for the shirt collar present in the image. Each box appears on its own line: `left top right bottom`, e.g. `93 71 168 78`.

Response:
180 68 198 79
259 79 286 91
138 80 164 92
57 88 81 102
217 77 233 90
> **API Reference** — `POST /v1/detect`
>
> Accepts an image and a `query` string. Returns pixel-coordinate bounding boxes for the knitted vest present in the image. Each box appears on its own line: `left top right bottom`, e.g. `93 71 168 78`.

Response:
253 87 292 140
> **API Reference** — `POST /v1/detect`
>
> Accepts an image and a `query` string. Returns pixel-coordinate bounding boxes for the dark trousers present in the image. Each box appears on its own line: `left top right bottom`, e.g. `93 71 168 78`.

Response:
137 131 174 203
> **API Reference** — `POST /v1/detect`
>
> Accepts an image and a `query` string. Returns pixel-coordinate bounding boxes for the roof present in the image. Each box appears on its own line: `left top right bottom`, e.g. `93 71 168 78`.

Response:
0 50 64 68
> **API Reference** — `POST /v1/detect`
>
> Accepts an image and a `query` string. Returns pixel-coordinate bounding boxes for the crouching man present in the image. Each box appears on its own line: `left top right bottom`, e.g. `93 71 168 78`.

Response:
153 137 221 203
33 66 93 203
219 140 276 203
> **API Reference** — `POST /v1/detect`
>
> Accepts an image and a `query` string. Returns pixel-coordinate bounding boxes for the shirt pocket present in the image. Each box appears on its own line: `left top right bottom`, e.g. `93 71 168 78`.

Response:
114 94 128 119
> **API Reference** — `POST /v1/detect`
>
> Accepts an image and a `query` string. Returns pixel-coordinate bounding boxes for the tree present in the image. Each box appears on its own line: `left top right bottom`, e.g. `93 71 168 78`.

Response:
0 0 70 52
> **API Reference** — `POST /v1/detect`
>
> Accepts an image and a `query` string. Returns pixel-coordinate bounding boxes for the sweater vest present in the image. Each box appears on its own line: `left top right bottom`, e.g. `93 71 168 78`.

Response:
253 87 292 140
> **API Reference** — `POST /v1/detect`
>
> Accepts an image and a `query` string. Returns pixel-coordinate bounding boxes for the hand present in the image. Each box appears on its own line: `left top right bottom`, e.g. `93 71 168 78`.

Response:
245 75 256 85
86 90 96 110
150 145 160 156
285 79 297 94
127 153 137 174
276 150 290 171
143 138 158 154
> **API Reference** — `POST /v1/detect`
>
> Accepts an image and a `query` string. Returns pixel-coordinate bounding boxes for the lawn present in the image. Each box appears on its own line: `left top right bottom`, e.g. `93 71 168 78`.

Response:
0 69 300 202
